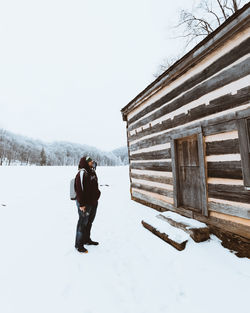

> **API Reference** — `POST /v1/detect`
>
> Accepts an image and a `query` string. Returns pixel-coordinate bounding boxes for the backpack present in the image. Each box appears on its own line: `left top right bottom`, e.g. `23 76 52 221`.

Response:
70 169 87 200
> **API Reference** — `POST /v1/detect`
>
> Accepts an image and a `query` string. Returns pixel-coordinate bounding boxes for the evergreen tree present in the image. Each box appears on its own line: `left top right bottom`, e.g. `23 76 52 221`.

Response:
40 148 47 166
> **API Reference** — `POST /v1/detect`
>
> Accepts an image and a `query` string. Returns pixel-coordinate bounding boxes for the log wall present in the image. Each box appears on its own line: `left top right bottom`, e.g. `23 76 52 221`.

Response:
123 13 250 235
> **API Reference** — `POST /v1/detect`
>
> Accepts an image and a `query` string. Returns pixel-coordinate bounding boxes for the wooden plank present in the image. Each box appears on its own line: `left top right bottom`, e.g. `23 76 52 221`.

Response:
237 117 250 187
131 172 173 185
157 214 210 242
206 139 240 155
208 200 250 219
198 132 208 216
129 132 171 152
171 139 179 208
131 182 173 198
141 220 188 251
207 161 243 179
204 119 237 136
132 190 175 212
127 37 250 125
130 161 172 172
208 184 250 204
128 86 250 143
130 148 171 160
128 57 250 132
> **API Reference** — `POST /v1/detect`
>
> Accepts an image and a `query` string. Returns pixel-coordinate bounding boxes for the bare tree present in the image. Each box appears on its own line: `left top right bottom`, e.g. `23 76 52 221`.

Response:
176 0 248 47
154 0 248 78
153 55 182 78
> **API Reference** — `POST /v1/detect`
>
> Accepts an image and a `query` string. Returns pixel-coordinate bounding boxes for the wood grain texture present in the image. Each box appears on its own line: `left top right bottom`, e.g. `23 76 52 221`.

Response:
127 37 250 125
208 184 250 204
128 86 250 143
208 200 250 219
141 220 188 251
131 182 173 198
131 172 173 185
206 139 240 155
157 214 210 242
128 58 250 132
207 161 243 179
130 161 172 172
130 149 171 160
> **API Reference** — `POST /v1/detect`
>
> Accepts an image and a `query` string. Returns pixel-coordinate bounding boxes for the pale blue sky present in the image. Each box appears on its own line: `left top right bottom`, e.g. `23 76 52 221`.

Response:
0 0 192 151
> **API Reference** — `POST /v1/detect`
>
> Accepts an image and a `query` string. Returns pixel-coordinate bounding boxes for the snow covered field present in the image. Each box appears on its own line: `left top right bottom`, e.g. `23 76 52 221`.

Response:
0 165 249 313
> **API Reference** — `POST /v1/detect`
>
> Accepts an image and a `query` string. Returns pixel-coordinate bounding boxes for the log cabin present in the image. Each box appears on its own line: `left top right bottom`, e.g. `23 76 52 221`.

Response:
121 3 250 256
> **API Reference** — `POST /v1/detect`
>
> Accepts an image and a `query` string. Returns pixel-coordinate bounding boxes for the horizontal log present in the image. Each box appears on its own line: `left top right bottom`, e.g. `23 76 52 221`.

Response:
132 194 250 241
131 161 172 172
129 133 171 152
132 190 175 211
207 161 243 179
206 139 240 155
208 200 250 219
128 37 250 125
203 119 237 136
131 172 173 185
157 214 210 242
131 182 173 198
128 57 250 132
141 220 188 251
129 85 250 144
130 148 171 160
208 184 250 204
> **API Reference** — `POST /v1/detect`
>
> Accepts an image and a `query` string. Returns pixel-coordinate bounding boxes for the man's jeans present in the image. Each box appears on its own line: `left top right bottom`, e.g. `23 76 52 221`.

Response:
75 200 98 248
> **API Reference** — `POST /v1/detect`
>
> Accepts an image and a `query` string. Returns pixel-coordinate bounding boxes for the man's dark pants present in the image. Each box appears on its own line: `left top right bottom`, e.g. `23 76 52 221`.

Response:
75 200 98 248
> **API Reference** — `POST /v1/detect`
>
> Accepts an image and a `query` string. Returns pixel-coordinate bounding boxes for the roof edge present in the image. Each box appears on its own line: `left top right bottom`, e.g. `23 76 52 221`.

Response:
121 2 250 121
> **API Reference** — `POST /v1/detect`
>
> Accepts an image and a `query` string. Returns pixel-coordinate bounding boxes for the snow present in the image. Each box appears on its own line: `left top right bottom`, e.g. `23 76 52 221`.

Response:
0 165 250 313
159 211 207 229
143 216 189 243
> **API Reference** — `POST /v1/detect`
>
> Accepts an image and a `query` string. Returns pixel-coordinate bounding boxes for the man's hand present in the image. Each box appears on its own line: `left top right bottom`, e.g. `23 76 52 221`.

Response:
80 206 86 212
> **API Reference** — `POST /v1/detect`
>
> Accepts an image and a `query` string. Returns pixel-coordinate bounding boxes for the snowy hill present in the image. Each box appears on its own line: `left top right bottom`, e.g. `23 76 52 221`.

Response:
0 128 128 166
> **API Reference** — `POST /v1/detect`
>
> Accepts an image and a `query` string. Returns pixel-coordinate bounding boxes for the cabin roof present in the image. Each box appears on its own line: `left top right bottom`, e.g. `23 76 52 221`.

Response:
121 3 250 121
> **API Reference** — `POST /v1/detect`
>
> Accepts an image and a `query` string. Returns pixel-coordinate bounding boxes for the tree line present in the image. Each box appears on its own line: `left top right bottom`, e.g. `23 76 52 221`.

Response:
0 128 128 166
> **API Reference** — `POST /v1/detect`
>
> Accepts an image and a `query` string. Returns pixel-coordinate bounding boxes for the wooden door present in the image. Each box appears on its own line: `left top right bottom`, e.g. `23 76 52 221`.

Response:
176 134 203 211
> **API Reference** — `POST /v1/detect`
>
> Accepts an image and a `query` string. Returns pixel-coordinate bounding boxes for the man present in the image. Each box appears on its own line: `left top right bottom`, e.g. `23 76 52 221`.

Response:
74 156 101 253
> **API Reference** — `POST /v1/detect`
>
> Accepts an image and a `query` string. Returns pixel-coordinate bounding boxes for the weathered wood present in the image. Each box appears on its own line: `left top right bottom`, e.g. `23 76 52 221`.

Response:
131 172 173 185
208 184 250 204
157 214 210 242
237 116 250 187
208 226 250 258
207 161 243 179
130 161 172 172
129 133 171 152
132 195 250 240
198 132 208 216
177 134 203 211
128 86 250 143
208 200 250 219
127 37 250 125
130 149 171 160
171 139 179 208
132 190 175 212
128 58 250 132
203 119 237 136
206 139 240 155
141 220 188 251
131 182 173 198
122 6 250 121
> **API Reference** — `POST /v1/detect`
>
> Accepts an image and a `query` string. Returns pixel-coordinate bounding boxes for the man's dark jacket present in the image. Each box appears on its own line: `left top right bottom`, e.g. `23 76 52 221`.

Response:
74 158 101 207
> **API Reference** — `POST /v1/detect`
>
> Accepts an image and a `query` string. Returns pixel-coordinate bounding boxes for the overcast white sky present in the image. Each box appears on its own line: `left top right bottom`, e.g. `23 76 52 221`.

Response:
0 0 194 151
